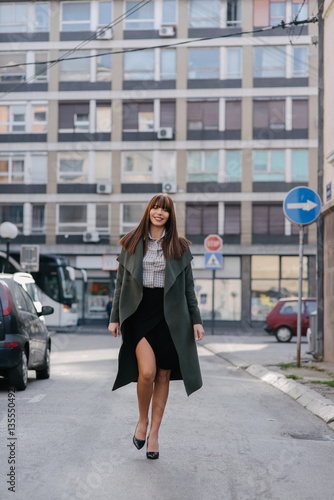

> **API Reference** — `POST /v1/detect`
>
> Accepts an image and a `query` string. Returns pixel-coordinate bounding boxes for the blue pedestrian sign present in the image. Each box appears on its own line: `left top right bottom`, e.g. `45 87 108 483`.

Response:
205 252 222 269
283 186 321 226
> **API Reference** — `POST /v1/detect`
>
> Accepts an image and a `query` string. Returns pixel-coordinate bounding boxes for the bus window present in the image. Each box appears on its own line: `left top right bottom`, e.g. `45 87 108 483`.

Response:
60 266 76 300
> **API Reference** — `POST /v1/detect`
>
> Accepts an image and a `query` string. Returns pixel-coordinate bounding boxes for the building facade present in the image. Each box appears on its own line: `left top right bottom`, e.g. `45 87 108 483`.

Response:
0 0 318 325
322 0 334 361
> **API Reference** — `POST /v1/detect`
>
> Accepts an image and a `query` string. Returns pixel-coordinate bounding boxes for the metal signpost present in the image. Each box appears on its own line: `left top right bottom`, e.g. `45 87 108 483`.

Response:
283 187 321 367
204 234 223 335
20 245 40 273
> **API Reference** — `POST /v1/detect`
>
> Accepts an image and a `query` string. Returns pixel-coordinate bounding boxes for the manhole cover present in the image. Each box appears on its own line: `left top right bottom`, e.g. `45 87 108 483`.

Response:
284 433 334 442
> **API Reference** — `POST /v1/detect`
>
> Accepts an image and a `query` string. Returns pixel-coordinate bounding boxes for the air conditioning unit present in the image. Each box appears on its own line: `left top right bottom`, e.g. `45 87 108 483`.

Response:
96 27 113 40
162 182 177 194
159 25 175 37
97 182 112 194
83 231 100 243
157 127 173 139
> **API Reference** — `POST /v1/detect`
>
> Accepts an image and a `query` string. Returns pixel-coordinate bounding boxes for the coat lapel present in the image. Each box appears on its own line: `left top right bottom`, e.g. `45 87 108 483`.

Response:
164 249 193 296
117 239 143 289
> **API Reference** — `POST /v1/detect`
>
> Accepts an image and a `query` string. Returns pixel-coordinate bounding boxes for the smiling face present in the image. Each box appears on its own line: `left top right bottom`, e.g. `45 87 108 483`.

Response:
149 204 170 229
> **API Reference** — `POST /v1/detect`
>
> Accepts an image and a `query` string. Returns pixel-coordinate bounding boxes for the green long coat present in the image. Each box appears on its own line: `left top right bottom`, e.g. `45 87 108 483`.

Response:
110 239 203 396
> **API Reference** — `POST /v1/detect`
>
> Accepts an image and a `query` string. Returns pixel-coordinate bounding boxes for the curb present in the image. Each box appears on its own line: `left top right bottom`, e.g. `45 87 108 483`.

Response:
201 344 334 430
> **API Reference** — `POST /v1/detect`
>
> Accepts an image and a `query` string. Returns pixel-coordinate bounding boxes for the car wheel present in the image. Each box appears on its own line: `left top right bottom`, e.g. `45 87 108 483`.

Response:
275 326 293 343
36 346 50 380
8 350 28 390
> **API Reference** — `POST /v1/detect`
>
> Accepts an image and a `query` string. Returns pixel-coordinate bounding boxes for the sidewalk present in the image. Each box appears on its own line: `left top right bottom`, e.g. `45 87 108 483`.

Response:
201 335 334 430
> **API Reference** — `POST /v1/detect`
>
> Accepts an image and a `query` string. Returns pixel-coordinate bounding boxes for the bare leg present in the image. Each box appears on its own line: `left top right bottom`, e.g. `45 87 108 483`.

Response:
148 368 171 452
135 338 156 440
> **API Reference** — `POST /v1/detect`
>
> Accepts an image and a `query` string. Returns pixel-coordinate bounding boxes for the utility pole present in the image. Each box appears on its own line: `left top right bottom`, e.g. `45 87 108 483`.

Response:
316 0 324 360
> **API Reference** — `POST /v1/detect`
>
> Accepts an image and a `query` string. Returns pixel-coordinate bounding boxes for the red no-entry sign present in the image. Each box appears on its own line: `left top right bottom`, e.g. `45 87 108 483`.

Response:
204 234 223 252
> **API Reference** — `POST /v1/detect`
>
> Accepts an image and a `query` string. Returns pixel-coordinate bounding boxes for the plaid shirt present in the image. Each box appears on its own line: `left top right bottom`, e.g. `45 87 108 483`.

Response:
143 231 166 288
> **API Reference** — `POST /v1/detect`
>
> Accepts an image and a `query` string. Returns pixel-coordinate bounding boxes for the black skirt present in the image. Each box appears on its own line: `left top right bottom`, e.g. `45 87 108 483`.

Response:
122 287 180 371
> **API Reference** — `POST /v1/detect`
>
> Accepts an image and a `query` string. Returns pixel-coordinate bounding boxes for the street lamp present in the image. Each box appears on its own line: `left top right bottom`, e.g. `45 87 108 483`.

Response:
0 222 18 272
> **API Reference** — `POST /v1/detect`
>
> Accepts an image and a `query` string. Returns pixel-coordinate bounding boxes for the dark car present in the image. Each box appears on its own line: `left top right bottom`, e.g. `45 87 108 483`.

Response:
265 297 317 342
0 275 54 390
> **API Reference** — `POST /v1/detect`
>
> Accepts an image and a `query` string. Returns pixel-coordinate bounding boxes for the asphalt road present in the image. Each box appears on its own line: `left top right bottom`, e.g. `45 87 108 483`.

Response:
1 330 334 500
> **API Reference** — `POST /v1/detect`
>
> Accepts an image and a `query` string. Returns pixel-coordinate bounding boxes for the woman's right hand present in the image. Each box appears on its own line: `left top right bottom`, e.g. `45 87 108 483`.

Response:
108 322 120 337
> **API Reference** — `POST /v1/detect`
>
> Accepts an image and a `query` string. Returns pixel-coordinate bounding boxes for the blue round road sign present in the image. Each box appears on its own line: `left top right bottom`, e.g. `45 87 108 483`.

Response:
283 187 321 225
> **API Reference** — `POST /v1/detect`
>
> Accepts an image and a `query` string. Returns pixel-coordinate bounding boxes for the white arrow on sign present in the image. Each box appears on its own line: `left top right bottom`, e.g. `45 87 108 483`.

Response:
287 200 318 211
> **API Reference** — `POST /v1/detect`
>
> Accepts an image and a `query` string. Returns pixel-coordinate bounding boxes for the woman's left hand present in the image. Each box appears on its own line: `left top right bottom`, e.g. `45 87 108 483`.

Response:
193 324 204 341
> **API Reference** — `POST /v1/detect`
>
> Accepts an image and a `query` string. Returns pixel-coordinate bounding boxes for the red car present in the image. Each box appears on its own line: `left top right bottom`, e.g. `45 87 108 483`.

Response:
265 297 316 342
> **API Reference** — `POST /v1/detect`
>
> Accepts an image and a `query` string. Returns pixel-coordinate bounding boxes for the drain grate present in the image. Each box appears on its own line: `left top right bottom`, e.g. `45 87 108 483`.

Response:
284 433 334 442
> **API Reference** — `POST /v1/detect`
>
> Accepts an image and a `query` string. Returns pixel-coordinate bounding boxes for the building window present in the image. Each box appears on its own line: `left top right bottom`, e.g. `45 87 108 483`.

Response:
61 2 91 31
122 151 153 183
58 103 90 132
253 204 285 234
160 151 176 183
187 151 219 182
98 1 112 27
0 3 49 33
29 155 47 183
0 205 23 231
292 150 308 181
253 99 285 130
97 52 112 81
58 152 89 183
270 1 285 25
226 48 242 78
96 205 109 233
123 102 154 132
225 100 241 130
225 151 241 181
227 0 241 26
162 0 177 23
121 203 147 233
0 105 26 133
292 47 308 77
96 152 111 182
225 204 241 234
189 0 220 27
123 50 154 80
33 105 48 132
253 151 285 181
186 204 218 235
0 157 24 183
58 205 87 233
187 100 219 130
188 48 219 79
59 51 90 81
293 1 308 20
292 98 308 129
160 101 176 128
161 49 176 80
254 47 286 78
96 103 111 132
124 1 154 29
32 205 45 234
0 53 26 82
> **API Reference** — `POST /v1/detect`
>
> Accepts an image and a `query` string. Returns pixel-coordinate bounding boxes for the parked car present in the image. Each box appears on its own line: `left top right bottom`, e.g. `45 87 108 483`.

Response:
265 297 317 342
0 274 54 390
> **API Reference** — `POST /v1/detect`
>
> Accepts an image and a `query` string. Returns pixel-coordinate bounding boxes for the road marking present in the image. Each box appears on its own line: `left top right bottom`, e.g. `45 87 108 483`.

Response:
28 394 46 403
287 200 317 211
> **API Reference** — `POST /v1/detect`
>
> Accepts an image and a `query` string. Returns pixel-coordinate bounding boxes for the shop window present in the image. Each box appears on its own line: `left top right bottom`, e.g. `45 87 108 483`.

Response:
292 98 308 129
187 100 219 130
292 47 308 77
292 150 308 181
224 205 240 234
121 203 147 233
124 1 154 29
225 151 241 181
61 2 91 31
254 47 286 78
59 103 90 132
122 151 153 183
0 205 23 231
186 204 218 235
58 205 87 233
253 99 285 130
189 0 220 27
187 151 219 182
195 278 242 321
253 204 285 234
226 48 242 79
123 50 154 80
188 48 219 79
253 151 285 181
58 152 89 183
59 51 90 81
225 100 241 130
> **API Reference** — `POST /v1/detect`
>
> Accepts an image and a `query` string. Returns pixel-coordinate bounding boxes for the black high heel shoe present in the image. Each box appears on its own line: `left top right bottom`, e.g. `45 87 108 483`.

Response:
146 436 159 460
133 423 146 450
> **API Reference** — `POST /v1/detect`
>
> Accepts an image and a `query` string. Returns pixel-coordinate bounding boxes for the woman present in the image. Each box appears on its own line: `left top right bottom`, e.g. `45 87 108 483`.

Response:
108 193 204 460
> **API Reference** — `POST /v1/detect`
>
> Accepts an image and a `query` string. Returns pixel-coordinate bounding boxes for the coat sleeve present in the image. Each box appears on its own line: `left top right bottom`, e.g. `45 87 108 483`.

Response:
109 263 124 323
185 263 203 325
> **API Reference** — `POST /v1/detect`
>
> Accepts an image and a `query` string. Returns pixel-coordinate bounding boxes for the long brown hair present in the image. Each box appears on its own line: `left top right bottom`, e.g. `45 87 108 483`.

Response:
119 194 190 259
